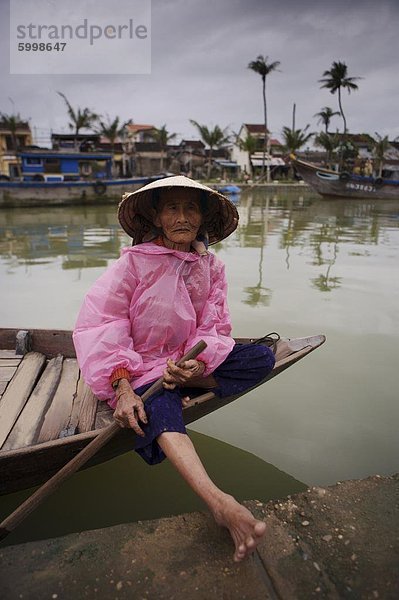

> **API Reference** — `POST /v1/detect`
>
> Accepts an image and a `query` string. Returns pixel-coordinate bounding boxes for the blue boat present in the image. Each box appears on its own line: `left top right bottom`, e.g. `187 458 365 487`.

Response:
215 184 241 195
0 150 162 208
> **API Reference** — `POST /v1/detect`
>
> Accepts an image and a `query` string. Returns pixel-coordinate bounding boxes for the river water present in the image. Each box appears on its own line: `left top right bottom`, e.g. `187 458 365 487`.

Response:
1 188 398 545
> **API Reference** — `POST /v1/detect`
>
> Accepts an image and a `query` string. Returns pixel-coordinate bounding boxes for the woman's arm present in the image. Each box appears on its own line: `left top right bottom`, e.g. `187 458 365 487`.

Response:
73 253 144 400
183 257 234 376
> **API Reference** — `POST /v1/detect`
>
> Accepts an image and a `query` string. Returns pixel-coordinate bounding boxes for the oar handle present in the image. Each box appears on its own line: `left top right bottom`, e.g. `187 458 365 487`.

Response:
140 339 207 402
0 340 207 541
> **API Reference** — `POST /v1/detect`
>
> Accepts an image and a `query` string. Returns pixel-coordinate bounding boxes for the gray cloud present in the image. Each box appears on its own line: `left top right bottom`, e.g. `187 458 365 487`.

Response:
1 0 398 145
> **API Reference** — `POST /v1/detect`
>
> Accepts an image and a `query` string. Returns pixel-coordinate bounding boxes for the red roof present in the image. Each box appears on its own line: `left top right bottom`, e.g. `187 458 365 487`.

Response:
126 124 156 133
244 124 270 134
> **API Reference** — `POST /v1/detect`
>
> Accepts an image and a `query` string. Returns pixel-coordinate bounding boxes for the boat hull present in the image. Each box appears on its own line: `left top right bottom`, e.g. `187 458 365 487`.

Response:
0 178 150 208
293 158 399 200
0 329 325 494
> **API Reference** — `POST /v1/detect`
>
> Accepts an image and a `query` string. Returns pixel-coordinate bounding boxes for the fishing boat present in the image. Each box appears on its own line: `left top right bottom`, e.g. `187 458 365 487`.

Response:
0 177 155 209
0 149 174 208
0 328 325 495
293 157 399 200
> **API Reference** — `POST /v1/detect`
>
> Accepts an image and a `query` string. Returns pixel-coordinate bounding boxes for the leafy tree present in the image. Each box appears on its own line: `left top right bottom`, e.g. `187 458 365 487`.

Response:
189 120 230 179
282 125 313 179
96 115 129 153
314 131 341 167
373 133 391 177
96 115 131 176
319 61 361 135
153 124 177 171
282 125 313 154
248 55 281 180
314 106 340 134
57 92 98 148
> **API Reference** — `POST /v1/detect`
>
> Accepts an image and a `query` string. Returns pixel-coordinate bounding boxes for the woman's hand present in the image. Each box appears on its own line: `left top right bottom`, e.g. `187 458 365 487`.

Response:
113 379 147 436
163 359 206 389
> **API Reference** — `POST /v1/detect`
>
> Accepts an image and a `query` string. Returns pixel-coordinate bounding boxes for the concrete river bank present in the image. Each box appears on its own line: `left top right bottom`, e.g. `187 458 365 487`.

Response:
1 473 398 599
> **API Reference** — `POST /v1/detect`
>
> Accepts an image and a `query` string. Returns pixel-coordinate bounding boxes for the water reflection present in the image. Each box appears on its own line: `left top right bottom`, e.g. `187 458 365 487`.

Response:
1 195 397 286
1 191 398 491
0 206 123 272
234 191 398 299
311 229 341 292
241 196 272 306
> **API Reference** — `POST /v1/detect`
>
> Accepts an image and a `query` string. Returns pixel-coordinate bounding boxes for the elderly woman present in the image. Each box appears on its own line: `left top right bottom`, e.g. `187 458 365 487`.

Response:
73 176 275 561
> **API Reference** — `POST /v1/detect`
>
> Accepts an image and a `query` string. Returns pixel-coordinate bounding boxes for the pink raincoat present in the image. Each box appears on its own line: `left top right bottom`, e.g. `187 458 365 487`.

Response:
73 243 235 408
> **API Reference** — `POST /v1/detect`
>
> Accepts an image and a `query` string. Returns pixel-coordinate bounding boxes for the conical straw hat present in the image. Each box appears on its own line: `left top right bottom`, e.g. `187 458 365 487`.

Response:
118 175 239 245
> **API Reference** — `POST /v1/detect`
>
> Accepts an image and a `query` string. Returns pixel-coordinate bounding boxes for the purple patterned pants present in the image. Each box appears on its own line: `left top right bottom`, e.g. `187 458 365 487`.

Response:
134 343 275 465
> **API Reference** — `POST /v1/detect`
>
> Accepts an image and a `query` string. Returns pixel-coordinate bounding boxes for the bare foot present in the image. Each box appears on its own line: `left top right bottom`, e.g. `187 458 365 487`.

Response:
211 493 266 562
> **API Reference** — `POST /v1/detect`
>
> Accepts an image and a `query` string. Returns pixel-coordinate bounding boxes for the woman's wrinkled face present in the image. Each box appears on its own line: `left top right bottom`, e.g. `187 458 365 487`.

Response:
154 188 203 248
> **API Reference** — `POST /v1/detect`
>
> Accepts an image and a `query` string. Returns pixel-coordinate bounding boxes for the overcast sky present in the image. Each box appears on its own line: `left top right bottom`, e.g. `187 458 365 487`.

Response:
1 0 398 146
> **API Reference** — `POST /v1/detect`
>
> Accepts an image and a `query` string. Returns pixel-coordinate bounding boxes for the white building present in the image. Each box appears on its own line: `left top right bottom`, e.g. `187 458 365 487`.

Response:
231 123 285 176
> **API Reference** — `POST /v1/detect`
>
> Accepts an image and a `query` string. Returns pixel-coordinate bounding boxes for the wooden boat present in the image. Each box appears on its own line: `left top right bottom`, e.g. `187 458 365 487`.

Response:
0 328 325 495
293 157 399 200
0 177 152 209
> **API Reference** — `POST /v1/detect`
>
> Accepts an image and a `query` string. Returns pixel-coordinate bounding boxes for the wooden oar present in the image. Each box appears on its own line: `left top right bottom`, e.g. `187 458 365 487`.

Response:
0 340 207 541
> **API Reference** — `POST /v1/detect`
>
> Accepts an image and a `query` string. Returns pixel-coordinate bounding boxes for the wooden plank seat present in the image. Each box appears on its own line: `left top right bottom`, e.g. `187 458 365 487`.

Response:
0 352 47 449
0 354 23 397
0 351 100 453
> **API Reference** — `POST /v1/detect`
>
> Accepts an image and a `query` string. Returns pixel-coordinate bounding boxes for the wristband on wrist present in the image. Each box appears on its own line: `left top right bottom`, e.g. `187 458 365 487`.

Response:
110 367 131 391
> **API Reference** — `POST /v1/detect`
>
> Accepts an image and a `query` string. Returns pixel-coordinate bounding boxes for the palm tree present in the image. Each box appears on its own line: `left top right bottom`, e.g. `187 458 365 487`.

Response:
319 61 361 135
314 131 341 168
248 55 281 181
282 125 313 154
373 133 391 177
189 120 230 179
235 133 257 177
57 92 98 148
0 112 27 177
282 125 313 179
96 115 130 176
153 125 177 171
96 116 128 153
314 106 340 134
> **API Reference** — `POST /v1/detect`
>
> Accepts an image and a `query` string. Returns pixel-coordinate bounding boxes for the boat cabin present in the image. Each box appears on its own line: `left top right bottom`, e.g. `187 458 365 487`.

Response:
19 150 113 182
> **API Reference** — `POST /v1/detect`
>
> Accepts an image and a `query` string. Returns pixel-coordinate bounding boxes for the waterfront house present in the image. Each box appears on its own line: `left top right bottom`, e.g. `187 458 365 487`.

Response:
125 124 169 176
71 124 167 177
300 133 399 179
51 127 161 178
168 140 238 179
51 133 100 152
0 120 33 178
231 124 285 177
125 123 157 143
52 132 131 177
334 133 376 159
